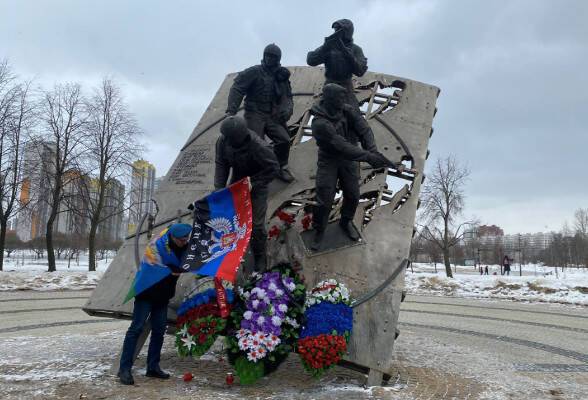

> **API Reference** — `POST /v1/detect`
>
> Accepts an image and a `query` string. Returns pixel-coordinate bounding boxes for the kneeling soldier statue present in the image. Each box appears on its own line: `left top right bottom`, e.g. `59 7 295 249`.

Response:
214 116 280 271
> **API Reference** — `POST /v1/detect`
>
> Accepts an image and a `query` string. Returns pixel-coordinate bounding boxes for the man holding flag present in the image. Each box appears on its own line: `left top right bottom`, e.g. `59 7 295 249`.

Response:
118 223 192 385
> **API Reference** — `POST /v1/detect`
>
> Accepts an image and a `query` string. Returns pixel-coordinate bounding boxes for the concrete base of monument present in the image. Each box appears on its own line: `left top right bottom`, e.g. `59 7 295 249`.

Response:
300 220 365 256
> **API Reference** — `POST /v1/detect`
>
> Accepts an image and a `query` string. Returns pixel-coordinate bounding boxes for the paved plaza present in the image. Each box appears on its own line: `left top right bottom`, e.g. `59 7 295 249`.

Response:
0 290 586 399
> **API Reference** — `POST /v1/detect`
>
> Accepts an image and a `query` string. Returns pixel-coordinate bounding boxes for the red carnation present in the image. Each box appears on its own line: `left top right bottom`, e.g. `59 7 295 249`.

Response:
276 210 296 224
301 213 312 230
268 225 281 239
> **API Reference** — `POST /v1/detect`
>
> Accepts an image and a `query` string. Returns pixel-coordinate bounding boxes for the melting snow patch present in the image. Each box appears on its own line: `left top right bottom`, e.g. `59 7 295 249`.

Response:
0 271 103 291
405 265 588 306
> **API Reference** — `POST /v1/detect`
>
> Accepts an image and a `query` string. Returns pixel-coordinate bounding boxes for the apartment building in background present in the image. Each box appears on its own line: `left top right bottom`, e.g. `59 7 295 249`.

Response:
127 159 156 235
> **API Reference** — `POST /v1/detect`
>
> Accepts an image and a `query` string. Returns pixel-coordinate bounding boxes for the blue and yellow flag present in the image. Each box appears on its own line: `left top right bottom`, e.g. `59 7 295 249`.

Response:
124 228 180 303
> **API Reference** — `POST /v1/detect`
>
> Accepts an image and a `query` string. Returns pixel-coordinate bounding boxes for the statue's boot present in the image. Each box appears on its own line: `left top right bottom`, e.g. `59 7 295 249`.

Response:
339 218 360 241
254 253 268 272
310 229 325 251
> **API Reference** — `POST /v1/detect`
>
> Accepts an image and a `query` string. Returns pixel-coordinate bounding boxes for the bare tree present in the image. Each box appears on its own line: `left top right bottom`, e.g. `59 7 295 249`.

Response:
419 155 474 278
4 230 23 258
0 60 34 271
81 78 141 271
39 83 87 272
572 208 588 268
574 208 588 237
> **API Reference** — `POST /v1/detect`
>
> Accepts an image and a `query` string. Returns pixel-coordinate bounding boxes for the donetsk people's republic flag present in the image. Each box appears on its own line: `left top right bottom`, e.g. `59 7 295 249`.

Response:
181 178 252 283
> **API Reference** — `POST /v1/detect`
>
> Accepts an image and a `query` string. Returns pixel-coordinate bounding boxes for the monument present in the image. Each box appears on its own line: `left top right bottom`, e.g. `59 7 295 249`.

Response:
83 65 439 385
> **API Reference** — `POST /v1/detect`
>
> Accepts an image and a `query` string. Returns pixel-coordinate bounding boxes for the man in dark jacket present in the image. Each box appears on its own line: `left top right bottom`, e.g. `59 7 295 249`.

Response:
311 84 400 250
215 116 279 271
307 19 368 108
118 223 192 385
226 43 295 183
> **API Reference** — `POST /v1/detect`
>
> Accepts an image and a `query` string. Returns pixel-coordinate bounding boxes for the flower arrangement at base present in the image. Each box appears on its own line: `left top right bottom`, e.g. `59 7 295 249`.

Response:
226 263 305 384
175 287 234 357
298 279 353 377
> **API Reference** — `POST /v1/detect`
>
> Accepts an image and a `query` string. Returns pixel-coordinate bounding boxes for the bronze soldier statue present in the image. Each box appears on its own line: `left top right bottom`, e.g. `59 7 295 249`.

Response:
226 44 295 183
214 116 280 271
310 84 401 251
307 19 368 108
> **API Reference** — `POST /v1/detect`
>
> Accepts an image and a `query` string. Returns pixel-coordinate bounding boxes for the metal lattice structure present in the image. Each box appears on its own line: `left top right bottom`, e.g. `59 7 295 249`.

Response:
83 66 439 384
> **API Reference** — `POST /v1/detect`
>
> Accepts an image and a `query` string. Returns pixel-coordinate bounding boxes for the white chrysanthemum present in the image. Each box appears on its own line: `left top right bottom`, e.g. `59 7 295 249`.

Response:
252 299 260 309
271 315 282 326
243 310 253 320
278 303 288 313
247 350 261 362
238 336 250 351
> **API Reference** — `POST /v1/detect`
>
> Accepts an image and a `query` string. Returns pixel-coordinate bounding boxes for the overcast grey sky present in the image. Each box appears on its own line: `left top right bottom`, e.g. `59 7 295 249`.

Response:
1 0 586 234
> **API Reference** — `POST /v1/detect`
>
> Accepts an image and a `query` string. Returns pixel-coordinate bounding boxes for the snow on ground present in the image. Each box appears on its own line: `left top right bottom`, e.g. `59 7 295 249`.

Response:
406 263 588 306
2 254 588 306
0 253 110 291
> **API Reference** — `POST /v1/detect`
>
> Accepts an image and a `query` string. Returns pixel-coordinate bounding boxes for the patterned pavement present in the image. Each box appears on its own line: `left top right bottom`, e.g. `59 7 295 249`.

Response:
0 290 586 399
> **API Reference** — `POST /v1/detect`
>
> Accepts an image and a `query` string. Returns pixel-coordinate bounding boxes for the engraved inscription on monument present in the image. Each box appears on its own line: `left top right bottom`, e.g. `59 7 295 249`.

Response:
168 145 212 185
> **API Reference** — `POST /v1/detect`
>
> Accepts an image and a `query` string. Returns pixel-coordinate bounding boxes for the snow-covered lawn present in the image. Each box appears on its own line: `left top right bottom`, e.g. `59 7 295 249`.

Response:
0 254 110 291
2 255 588 306
406 263 588 306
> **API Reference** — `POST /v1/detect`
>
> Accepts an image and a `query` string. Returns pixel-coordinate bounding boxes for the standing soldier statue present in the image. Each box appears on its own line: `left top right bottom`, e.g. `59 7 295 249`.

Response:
307 19 368 108
214 116 280 271
310 84 402 251
226 44 295 183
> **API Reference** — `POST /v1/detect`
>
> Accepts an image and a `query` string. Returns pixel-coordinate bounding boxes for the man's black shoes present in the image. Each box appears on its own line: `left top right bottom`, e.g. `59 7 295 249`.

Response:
146 368 171 379
118 369 134 385
339 219 360 241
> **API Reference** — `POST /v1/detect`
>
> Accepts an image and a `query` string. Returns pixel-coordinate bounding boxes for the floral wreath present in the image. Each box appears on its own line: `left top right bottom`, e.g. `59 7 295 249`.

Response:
297 279 353 377
225 263 305 384
175 286 234 357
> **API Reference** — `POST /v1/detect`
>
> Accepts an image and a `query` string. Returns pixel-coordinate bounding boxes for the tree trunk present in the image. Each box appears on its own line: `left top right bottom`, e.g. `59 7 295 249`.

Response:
443 217 453 278
443 248 453 278
0 221 6 272
46 219 56 272
88 221 98 272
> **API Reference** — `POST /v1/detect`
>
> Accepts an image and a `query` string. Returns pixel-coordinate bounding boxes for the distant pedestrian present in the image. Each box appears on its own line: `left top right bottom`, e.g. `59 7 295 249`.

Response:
484 265 489 275
502 255 511 276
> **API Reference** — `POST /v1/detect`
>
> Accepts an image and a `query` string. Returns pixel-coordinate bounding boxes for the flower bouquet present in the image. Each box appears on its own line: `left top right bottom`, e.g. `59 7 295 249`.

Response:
175 287 235 357
298 279 353 377
226 263 305 384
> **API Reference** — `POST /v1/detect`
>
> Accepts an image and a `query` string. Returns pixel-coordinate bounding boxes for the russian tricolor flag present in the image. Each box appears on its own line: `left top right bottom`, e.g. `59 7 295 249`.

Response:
181 178 252 283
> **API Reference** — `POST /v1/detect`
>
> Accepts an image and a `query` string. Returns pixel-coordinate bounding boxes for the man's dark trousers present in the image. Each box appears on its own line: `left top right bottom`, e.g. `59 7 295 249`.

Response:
313 157 360 232
119 299 168 372
245 112 290 167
